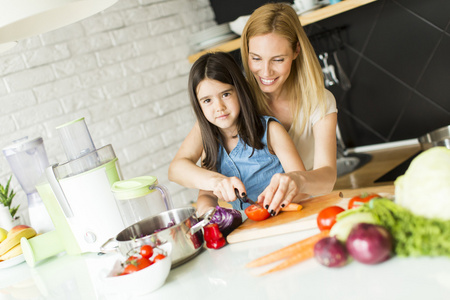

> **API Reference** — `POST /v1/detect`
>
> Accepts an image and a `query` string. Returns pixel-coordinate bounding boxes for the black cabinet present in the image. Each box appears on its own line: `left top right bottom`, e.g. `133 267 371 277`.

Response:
209 0 293 24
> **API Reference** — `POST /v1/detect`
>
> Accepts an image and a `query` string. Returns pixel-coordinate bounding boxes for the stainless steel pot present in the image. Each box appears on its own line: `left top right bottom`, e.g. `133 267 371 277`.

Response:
101 207 215 268
418 125 450 150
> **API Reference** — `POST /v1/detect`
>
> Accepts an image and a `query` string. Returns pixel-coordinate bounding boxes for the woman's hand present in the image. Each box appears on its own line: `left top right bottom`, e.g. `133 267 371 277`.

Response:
212 176 246 203
257 173 302 215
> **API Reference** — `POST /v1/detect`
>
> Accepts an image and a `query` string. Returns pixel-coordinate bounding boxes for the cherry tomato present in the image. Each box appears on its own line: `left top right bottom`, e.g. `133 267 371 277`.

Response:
140 244 154 259
348 193 381 209
122 264 138 275
125 255 138 264
135 257 152 270
153 254 166 262
317 206 345 231
245 204 271 221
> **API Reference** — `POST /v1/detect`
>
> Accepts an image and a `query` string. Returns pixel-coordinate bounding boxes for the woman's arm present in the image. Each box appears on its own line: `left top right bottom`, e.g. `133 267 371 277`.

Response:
259 113 337 212
299 112 338 193
168 122 247 201
258 120 307 212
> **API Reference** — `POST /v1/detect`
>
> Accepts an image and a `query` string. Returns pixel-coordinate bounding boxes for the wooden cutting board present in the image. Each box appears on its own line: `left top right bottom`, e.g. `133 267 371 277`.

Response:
226 191 347 244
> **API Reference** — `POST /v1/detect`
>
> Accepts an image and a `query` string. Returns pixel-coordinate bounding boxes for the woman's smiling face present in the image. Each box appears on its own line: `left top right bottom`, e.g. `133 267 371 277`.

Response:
248 33 299 98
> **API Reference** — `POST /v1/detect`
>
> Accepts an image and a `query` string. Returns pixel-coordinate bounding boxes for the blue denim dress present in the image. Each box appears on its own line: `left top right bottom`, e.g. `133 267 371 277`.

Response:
216 116 285 210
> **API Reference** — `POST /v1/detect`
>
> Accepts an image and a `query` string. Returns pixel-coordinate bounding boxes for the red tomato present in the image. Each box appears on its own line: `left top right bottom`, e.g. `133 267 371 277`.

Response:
122 264 138 275
153 254 166 262
317 206 345 231
125 255 138 264
245 204 271 221
348 193 381 209
140 244 154 259
135 257 152 270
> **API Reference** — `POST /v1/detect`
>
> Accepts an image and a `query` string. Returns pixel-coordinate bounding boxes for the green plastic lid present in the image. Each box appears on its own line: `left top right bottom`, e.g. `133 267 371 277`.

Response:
111 176 158 200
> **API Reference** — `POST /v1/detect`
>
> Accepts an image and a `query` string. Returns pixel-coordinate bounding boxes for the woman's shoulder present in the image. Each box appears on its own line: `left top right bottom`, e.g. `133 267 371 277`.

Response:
324 89 337 112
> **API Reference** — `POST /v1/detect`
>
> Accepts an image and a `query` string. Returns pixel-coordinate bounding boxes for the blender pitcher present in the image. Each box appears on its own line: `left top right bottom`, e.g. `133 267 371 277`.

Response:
111 176 174 227
2 137 53 233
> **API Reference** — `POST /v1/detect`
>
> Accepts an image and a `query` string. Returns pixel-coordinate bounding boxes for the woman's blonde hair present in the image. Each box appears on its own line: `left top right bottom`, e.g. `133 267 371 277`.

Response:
241 3 325 136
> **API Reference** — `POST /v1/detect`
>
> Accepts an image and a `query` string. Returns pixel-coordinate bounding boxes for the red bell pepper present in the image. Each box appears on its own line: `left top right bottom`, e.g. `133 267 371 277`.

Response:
206 237 226 249
203 223 226 249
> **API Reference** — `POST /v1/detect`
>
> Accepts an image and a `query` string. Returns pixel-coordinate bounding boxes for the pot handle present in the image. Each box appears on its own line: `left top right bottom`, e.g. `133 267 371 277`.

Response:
100 237 118 253
190 208 216 235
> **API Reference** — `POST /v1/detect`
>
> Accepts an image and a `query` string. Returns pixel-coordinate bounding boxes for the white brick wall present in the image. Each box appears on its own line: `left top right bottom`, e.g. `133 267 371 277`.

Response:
0 0 216 222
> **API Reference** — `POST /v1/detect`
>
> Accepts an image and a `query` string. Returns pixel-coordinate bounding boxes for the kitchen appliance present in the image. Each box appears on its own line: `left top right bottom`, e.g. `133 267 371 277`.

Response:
2 137 53 233
418 125 450 150
375 125 450 183
111 176 174 227
101 207 215 268
21 118 126 267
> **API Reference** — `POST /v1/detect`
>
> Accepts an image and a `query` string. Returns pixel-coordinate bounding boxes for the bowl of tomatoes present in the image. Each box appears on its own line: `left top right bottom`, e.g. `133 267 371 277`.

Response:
103 243 172 296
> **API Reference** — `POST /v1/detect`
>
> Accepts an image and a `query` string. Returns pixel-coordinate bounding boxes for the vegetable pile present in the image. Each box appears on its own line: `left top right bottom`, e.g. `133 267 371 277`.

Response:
340 198 450 257
313 201 394 267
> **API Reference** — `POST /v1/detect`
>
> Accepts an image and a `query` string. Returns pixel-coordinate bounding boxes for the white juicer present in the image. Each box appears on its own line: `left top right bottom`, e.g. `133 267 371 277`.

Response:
22 118 126 266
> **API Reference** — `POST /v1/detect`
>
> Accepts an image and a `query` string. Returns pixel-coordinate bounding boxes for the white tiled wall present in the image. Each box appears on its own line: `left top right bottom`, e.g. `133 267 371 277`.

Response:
0 0 215 220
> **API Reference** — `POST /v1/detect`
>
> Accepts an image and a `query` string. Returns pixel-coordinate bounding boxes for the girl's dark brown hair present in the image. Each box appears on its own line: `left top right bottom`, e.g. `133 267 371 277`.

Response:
188 52 264 170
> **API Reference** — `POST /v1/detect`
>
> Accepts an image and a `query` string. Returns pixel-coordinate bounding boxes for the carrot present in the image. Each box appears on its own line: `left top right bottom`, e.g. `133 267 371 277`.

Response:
260 245 315 276
281 203 303 212
245 230 329 268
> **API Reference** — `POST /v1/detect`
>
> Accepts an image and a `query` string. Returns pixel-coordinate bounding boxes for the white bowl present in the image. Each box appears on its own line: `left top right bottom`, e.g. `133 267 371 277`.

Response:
103 246 172 296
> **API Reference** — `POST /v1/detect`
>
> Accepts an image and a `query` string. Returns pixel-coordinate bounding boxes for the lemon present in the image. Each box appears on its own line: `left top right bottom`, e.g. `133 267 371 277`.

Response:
0 227 7 243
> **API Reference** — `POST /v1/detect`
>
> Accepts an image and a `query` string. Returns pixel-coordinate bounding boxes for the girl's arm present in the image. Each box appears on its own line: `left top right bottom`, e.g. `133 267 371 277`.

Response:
168 122 227 190
196 189 219 216
168 122 247 201
259 114 337 213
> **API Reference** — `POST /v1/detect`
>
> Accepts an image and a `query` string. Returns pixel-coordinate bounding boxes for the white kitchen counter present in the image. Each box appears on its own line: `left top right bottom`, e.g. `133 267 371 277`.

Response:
1 227 449 300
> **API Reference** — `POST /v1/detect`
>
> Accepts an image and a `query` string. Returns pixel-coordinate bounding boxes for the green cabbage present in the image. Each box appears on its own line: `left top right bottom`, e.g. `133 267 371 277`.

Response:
395 146 450 220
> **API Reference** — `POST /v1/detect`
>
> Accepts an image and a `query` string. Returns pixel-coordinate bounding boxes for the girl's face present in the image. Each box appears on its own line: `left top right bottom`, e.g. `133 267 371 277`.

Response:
196 78 240 135
248 33 299 98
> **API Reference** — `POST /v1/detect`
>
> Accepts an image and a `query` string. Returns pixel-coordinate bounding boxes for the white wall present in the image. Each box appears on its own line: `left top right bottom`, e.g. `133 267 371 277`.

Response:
0 0 215 220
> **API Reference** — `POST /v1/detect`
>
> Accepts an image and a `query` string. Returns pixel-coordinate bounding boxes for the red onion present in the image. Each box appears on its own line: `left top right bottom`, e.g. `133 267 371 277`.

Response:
209 206 242 237
314 236 349 268
346 223 393 264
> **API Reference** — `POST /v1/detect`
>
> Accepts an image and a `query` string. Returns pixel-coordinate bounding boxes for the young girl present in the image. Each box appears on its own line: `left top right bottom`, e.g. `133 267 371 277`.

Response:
170 3 337 213
188 52 306 215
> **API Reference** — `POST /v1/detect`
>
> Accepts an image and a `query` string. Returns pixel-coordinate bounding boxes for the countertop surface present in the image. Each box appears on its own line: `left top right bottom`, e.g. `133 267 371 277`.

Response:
1 143 447 300
1 186 449 300
1 217 449 300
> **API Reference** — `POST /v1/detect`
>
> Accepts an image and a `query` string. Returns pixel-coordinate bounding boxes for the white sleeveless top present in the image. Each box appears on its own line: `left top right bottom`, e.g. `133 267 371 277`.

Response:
288 90 337 171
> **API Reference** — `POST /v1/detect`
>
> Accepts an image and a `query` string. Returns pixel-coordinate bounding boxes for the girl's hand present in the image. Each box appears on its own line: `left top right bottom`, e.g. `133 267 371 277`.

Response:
257 173 300 215
213 176 246 203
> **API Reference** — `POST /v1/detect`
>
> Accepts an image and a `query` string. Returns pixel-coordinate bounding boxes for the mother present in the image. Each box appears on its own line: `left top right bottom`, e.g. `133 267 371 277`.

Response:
169 3 337 213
